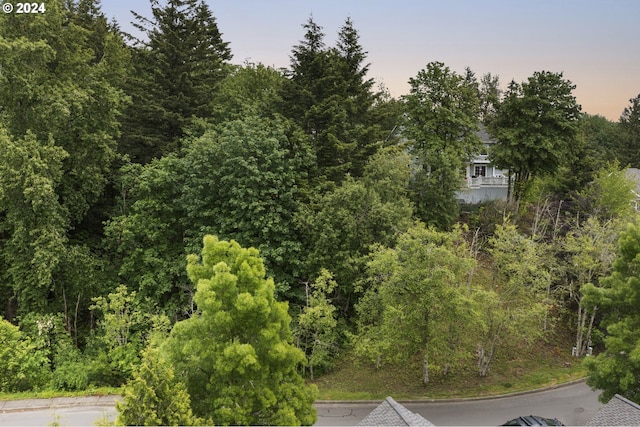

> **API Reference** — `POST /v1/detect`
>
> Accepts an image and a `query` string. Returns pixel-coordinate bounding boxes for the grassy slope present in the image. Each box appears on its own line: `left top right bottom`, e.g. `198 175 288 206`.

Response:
313 325 587 401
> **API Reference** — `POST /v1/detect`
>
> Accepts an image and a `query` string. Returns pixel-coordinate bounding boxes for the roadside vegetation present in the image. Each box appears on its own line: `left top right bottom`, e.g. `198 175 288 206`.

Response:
1 0 640 424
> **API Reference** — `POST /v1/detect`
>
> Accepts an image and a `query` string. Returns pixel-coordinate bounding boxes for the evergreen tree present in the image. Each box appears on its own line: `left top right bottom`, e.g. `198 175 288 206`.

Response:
618 94 640 168
117 347 203 426
583 221 640 403
281 17 384 184
163 236 318 425
120 0 232 162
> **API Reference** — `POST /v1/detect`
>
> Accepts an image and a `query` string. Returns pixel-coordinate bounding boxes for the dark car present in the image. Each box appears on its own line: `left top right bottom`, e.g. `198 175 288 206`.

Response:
501 415 564 426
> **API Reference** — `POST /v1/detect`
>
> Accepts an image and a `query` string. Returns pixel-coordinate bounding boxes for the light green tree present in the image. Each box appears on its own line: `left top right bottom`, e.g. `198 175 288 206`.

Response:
583 221 640 403
578 161 637 221
564 217 619 357
355 223 477 385
117 346 203 426
294 269 338 380
477 222 551 376
163 235 317 425
0 317 49 392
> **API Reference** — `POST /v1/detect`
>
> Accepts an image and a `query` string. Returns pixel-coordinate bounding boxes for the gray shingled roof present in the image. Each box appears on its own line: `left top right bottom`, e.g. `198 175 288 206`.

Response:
357 396 434 426
588 394 640 426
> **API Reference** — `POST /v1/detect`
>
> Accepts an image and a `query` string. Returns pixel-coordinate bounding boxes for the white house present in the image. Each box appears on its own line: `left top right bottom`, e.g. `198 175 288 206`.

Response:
457 127 509 204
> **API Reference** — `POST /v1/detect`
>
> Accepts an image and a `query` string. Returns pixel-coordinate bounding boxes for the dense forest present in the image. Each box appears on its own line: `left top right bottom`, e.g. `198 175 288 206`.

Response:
1 0 640 424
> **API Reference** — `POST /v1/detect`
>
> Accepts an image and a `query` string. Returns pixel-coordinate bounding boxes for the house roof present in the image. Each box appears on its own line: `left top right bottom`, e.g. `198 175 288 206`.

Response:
588 394 640 426
357 397 434 426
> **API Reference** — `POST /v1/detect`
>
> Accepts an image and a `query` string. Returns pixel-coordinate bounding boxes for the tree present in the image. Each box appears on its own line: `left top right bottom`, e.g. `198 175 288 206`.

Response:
117 346 203 426
120 0 232 162
281 17 384 184
211 63 287 123
294 269 338 380
583 221 640 403
487 72 581 207
478 72 501 123
0 0 129 318
477 222 551 376
617 94 640 168
0 316 49 392
564 217 619 357
162 236 317 425
578 162 637 221
104 155 192 320
402 61 481 229
180 115 315 298
355 223 477 385
86 285 165 386
298 147 414 313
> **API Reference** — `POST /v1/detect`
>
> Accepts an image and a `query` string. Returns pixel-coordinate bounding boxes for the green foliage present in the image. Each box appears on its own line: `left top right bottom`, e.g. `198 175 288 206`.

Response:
478 222 551 375
617 94 640 168
355 223 478 384
294 269 339 379
281 17 385 183
212 63 286 122
0 317 49 392
402 61 481 229
564 216 620 356
488 72 581 205
583 221 640 403
163 236 317 425
578 162 637 221
105 155 191 319
0 0 129 317
121 0 232 162
87 285 167 387
181 116 315 296
117 346 203 426
0 129 68 313
298 147 414 311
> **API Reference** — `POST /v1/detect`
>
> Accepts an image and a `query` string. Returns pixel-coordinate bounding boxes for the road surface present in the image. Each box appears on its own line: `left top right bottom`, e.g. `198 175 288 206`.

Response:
315 380 603 426
0 380 603 426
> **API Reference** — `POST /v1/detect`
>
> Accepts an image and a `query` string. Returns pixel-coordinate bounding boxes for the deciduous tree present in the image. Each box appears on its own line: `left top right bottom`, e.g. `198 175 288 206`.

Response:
355 223 477 385
402 61 481 229
487 71 581 207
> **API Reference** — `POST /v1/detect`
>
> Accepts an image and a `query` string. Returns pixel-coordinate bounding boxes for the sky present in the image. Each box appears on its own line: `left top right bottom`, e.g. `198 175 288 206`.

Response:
101 0 640 121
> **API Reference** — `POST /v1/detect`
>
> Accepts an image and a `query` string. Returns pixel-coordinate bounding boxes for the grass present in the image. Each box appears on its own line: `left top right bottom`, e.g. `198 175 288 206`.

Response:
0 386 122 402
312 333 588 401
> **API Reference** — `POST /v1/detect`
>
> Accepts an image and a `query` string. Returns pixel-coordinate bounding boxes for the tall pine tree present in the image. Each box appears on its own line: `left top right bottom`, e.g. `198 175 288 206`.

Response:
281 17 384 185
120 0 232 162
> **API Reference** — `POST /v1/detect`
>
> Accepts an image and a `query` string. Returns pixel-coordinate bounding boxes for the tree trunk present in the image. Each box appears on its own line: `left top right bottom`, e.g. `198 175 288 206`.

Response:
422 352 429 385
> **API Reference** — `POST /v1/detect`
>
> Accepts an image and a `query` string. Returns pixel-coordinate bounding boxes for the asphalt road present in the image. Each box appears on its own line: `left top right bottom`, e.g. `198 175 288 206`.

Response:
315 380 604 426
0 380 603 426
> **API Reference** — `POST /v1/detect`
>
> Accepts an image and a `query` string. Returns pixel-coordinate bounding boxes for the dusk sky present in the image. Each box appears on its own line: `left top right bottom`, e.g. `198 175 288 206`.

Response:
101 0 640 121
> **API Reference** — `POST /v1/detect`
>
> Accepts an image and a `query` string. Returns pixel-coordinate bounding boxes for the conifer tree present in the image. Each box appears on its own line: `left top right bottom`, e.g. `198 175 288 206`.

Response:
120 0 232 162
281 17 384 184
163 236 318 425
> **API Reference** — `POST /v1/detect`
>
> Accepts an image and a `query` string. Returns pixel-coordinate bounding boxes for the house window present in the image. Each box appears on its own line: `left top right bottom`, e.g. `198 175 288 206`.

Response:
474 165 486 177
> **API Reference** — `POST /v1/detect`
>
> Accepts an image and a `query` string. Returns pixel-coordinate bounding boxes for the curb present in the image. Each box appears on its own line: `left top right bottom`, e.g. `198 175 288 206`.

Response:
315 377 590 405
0 395 120 414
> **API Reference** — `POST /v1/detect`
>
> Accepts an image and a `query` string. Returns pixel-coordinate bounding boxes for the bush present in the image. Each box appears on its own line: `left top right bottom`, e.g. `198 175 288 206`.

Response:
0 317 50 392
